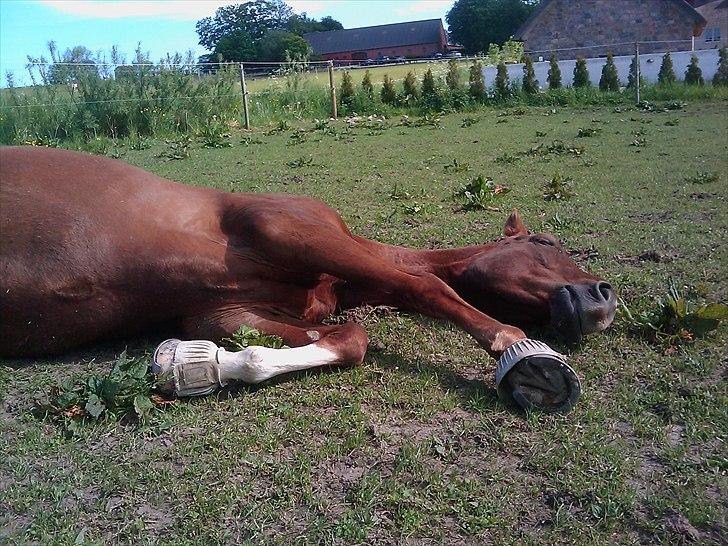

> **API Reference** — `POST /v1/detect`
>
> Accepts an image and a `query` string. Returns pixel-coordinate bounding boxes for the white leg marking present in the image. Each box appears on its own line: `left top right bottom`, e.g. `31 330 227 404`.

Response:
216 344 339 384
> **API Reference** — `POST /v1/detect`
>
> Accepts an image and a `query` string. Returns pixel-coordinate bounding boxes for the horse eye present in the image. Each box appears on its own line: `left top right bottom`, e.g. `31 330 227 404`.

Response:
533 237 555 247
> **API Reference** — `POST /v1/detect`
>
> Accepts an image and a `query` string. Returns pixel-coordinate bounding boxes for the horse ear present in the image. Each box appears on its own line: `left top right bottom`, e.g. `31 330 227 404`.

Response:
503 208 528 236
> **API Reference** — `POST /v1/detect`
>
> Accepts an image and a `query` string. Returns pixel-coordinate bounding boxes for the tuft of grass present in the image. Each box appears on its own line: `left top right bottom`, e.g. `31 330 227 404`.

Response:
684 171 720 184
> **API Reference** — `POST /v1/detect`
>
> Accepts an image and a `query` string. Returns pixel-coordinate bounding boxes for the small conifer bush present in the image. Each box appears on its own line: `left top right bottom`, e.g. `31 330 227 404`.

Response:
522 55 539 94
446 58 460 90
684 55 705 86
573 57 590 88
380 74 397 105
713 47 728 86
469 61 486 102
422 68 437 98
658 53 677 85
339 71 354 105
403 71 420 100
547 54 561 89
495 61 510 97
627 54 644 90
361 70 374 97
599 52 620 92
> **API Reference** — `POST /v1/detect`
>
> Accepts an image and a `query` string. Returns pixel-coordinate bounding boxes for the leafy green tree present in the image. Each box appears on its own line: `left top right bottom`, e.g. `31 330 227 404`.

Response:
713 47 728 86
381 74 397 104
47 44 98 84
599 52 620 92
547 54 561 89
339 70 354 105
446 58 461 90
522 55 539 94
257 30 310 61
196 0 293 49
286 13 343 35
684 55 704 85
213 30 258 62
403 71 419 100
469 60 486 101
447 0 539 54
658 53 676 85
573 56 590 88
495 61 510 97
361 70 374 97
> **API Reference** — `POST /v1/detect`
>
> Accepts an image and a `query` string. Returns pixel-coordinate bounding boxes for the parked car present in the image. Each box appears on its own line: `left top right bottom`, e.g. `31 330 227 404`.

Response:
447 52 463 58
394 56 407 63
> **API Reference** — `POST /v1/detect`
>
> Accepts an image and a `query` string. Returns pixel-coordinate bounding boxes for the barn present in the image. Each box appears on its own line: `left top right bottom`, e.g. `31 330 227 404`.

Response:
514 0 707 59
303 19 449 61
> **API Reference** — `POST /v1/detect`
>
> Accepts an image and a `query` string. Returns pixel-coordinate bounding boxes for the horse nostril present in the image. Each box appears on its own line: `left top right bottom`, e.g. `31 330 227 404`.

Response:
596 281 614 301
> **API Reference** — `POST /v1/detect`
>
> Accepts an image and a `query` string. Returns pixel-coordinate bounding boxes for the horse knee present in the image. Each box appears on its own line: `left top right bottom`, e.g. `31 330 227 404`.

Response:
321 322 369 365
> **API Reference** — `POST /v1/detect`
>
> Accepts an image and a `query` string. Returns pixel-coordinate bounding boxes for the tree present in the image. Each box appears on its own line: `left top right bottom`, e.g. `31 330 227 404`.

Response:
522 55 539 94
495 61 510 97
47 44 98 84
573 57 590 88
446 58 461 90
658 53 676 85
713 47 728 86
361 70 374 97
684 55 704 85
422 68 438 98
213 30 258 62
286 12 343 35
447 0 539 54
196 0 293 49
547 54 561 89
626 54 644 90
469 60 486 101
257 30 310 61
381 74 397 104
599 52 620 92
340 70 354 105
403 71 419 100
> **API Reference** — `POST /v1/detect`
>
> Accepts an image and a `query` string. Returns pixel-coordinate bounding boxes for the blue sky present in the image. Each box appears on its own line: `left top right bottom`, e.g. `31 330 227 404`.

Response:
0 0 452 84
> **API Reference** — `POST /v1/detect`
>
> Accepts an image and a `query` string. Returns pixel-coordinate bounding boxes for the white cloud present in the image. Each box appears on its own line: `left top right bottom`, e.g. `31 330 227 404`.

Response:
395 0 451 17
37 0 328 20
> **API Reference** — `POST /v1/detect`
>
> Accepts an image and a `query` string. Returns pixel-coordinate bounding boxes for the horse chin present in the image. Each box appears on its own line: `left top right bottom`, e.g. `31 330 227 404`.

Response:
549 286 583 344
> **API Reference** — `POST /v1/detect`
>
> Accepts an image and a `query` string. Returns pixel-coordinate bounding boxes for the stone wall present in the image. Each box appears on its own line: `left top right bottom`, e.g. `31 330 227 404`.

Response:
521 0 701 59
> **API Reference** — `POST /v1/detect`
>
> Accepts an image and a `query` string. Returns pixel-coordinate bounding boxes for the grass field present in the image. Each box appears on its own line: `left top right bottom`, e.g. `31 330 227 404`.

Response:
1 100 727 545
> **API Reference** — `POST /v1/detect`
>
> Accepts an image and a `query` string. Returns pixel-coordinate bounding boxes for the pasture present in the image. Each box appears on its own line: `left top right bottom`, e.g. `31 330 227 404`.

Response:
1 100 727 545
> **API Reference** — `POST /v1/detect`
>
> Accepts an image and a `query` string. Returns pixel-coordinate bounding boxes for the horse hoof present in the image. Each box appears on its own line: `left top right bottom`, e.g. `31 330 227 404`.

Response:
151 338 224 397
495 339 581 414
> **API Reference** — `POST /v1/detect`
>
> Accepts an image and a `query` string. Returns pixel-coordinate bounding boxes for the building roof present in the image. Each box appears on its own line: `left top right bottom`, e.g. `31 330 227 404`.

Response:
514 0 707 40
303 19 444 55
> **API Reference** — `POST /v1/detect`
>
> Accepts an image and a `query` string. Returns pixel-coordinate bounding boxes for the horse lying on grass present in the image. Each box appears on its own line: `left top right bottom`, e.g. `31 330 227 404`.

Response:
0 146 616 412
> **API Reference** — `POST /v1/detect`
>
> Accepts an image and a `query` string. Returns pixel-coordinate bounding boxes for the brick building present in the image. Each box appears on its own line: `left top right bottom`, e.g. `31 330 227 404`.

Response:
691 0 728 48
514 0 707 59
303 19 448 61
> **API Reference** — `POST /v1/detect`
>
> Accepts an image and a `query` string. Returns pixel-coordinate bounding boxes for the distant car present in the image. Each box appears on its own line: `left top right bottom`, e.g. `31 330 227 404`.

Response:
377 56 392 64
363 58 376 66
394 56 407 63
447 52 463 58
433 53 443 59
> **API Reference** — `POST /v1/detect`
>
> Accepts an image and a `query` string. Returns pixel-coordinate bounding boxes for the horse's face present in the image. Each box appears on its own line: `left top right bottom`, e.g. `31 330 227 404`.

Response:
453 210 616 343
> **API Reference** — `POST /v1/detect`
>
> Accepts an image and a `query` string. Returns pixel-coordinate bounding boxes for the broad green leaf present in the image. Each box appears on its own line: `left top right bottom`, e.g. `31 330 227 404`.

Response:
133 394 154 419
85 394 106 419
695 303 728 320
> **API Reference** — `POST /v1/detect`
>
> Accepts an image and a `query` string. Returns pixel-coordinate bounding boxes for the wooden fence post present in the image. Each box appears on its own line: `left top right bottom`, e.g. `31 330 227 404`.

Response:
328 60 338 119
635 41 641 105
239 63 250 130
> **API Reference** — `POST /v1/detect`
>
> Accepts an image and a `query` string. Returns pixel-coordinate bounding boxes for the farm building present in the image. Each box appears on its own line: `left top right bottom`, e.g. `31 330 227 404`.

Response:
303 19 449 61
514 0 708 59
691 0 728 48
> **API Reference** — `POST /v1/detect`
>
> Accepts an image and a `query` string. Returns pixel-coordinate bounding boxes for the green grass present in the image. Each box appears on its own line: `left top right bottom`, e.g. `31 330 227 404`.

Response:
1 100 727 545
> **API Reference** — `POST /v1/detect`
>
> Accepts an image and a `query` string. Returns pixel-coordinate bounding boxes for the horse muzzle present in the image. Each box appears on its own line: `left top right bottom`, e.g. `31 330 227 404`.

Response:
549 281 617 343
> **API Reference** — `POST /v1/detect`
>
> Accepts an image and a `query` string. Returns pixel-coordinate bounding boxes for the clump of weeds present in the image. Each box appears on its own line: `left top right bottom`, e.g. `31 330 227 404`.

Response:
542 173 575 201
443 158 470 173
619 281 728 346
454 175 510 211
577 127 601 138
160 136 191 160
34 351 170 434
287 155 316 168
221 325 286 351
